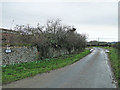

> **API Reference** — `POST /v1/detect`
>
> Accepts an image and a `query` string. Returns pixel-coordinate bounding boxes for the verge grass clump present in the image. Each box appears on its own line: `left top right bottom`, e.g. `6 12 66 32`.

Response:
104 47 120 87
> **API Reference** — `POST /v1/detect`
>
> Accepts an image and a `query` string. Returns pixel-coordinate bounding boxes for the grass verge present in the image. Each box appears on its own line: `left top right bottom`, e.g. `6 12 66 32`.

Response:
104 47 120 87
2 49 90 84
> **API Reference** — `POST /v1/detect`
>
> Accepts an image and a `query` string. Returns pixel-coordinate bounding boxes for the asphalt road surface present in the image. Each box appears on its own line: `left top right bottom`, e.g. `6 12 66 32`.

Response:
3 47 117 88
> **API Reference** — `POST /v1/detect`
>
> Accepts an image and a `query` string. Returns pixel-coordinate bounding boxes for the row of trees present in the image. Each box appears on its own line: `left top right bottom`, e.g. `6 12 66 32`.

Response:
7 19 87 59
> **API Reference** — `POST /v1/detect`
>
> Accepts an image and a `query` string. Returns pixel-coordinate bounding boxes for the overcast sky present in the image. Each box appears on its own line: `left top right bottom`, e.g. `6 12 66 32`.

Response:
1 0 118 42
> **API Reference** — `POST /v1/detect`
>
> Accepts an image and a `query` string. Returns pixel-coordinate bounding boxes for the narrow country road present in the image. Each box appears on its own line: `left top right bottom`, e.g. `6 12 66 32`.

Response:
3 47 117 88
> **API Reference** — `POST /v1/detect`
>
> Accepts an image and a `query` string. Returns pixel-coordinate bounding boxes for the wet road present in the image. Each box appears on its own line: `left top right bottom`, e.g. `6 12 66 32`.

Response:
3 48 117 88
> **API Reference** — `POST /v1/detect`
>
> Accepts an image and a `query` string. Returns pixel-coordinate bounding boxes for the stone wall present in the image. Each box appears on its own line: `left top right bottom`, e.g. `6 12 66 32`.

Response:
2 47 70 65
47 48 69 58
2 47 38 65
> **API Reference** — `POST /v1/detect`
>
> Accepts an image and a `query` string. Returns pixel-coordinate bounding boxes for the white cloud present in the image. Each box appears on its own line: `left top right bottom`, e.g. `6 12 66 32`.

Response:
1 0 119 3
76 24 118 42
1 2 118 42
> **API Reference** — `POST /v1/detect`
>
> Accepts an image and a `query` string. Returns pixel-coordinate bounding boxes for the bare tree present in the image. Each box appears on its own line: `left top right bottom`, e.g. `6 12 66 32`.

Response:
11 19 87 59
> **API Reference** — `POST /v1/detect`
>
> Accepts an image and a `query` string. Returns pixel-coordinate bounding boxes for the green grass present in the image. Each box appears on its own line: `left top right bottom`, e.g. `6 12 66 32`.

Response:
104 47 120 87
2 49 90 84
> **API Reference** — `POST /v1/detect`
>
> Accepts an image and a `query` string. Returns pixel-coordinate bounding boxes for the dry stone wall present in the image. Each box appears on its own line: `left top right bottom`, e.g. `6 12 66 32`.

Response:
2 47 69 65
2 47 38 65
1 47 68 65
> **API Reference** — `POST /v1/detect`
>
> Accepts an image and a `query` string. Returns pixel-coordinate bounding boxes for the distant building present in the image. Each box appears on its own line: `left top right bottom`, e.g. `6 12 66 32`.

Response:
0 28 18 45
